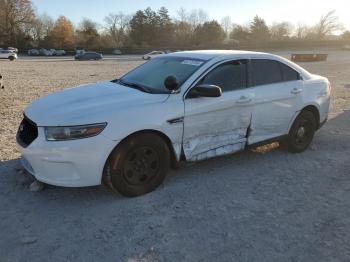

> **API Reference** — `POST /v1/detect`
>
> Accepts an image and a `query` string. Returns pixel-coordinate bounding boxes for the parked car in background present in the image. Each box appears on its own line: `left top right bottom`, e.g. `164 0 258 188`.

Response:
112 49 122 55
49 49 57 56
0 50 17 61
343 44 350 50
55 50 66 56
28 48 66 56
28 49 40 56
17 50 331 197
75 52 103 60
142 51 165 60
39 48 53 56
6 47 18 53
75 49 85 55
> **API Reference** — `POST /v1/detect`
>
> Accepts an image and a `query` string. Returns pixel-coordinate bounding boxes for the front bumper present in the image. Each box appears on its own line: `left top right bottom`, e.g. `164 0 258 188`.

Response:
17 127 117 187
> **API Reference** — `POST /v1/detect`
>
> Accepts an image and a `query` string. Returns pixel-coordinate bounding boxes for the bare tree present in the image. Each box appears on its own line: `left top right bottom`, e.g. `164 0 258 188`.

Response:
314 10 343 39
295 23 309 39
104 12 131 47
230 24 250 41
342 30 350 41
174 7 192 45
30 13 54 46
221 16 232 38
174 8 209 46
0 0 34 46
197 9 209 25
270 22 293 40
176 7 187 23
188 9 208 30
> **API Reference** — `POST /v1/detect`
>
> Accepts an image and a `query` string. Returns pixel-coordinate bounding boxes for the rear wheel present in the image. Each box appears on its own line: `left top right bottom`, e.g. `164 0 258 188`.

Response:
103 133 170 197
285 110 317 153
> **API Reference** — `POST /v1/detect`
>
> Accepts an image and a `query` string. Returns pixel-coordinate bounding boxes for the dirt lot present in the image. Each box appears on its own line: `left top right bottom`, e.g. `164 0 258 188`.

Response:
0 51 349 261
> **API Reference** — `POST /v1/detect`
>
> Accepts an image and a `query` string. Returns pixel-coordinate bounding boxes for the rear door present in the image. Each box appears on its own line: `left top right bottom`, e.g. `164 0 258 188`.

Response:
183 59 254 161
248 59 303 144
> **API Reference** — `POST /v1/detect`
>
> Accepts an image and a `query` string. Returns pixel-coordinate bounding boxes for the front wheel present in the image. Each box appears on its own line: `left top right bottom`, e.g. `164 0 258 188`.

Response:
103 133 170 197
9 56 15 61
285 111 317 153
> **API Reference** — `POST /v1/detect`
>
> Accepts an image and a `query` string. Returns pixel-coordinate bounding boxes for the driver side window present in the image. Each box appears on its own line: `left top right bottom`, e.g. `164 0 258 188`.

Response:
200 60 247 92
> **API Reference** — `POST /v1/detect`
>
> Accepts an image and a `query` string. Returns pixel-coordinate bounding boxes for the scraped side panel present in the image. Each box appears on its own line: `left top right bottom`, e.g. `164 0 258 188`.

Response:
185 137 246 161
183 96 252 161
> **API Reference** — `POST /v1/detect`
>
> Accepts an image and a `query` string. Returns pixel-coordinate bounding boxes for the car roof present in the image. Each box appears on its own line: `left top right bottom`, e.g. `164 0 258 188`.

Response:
166 50 277 60
164 50 312 79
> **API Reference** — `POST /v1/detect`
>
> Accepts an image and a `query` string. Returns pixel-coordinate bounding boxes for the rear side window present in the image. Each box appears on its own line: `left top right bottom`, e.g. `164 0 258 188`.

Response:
251 59 282 86
279 62 300 81
200 60 247 92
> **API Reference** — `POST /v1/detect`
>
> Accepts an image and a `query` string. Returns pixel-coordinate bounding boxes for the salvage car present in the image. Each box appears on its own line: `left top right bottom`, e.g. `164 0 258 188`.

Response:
17 50 331 197
0 50 17 61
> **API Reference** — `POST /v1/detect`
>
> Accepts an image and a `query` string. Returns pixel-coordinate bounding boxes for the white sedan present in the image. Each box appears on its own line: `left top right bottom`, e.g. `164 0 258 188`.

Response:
17 50 331 197
0 50 17 61
142 51 165 60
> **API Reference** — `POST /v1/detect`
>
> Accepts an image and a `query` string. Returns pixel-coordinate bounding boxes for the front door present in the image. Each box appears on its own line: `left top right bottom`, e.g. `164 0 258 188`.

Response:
183 60 254 161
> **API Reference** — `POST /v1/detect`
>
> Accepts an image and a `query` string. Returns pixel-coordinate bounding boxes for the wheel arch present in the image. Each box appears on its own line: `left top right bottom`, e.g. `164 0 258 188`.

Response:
288 104 321 133
102 129 180 183
301 105 320 129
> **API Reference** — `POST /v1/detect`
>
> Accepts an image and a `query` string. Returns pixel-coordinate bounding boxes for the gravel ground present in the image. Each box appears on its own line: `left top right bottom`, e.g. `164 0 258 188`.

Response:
0 51 349 262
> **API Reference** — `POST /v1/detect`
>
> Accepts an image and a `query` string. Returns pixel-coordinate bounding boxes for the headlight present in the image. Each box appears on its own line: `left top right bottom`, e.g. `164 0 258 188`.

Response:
45 123 107 141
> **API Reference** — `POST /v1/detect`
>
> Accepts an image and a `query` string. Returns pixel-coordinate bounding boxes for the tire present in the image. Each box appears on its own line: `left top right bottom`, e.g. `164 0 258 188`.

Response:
103 133 170 197
9 56 15 61
285 110 317 153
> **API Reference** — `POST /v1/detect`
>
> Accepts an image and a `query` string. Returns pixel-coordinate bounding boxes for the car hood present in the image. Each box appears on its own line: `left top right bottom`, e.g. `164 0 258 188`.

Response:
25 81 169 126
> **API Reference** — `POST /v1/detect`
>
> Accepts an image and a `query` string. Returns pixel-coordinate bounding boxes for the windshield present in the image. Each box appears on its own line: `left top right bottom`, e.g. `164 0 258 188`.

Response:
119 56 206 93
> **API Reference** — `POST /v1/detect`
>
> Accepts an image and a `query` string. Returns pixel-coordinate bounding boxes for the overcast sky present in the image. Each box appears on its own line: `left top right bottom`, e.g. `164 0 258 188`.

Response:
32 0 349 30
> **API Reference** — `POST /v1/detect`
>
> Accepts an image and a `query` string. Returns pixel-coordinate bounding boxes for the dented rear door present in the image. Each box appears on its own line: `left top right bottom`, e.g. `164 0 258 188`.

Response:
248 59 303 144
183 60 253 161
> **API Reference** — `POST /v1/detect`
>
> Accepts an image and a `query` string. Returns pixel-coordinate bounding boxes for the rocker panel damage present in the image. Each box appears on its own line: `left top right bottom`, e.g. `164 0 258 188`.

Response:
183 109 252 161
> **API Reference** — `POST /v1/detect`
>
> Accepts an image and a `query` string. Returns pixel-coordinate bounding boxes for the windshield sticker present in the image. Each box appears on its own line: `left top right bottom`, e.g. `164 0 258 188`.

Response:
181 60 204 66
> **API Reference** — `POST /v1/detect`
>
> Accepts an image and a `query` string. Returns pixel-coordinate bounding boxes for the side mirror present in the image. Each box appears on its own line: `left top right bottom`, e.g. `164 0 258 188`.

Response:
164 75 179 91
188 84 222 98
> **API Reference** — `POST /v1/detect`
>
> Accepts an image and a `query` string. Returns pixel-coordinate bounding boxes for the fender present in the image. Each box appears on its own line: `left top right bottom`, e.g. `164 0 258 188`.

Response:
287 103 321 133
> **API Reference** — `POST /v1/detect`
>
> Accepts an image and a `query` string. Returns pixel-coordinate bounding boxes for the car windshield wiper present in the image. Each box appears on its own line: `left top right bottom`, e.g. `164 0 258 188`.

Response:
117 79 152 93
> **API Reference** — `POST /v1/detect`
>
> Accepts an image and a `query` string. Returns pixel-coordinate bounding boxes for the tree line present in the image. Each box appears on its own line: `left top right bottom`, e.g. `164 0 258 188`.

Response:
0 0 349 50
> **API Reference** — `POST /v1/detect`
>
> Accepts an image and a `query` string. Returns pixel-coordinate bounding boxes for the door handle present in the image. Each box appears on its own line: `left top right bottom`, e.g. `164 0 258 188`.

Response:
291 88 302 95
236 96 252 104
